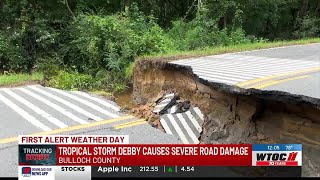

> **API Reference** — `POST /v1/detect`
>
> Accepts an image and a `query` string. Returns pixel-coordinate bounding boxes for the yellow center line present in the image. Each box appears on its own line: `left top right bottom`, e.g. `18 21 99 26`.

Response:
236 67 320 87
114 121 147 129
113 119 145 126
0 115 135 144
113 119 147 129
250 75 310 89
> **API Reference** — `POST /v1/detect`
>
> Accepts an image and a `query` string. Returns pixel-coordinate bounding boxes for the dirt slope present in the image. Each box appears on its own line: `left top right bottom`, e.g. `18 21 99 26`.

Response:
132 59 320 177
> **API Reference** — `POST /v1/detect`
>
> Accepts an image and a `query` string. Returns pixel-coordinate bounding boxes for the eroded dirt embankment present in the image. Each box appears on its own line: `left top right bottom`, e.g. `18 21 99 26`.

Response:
132 59 320 177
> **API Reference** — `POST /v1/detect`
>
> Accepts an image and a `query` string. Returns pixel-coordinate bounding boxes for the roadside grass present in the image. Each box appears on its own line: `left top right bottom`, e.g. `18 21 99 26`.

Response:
0 72 44 86
139 38 320 61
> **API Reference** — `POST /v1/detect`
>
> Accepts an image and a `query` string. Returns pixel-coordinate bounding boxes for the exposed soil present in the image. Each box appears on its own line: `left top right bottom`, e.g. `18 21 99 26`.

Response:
114 86 136 110
131 58 320 177
114 86 168 130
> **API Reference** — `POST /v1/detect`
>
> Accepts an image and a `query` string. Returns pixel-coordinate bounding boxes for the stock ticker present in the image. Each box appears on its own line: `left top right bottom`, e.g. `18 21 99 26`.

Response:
18 135 302 179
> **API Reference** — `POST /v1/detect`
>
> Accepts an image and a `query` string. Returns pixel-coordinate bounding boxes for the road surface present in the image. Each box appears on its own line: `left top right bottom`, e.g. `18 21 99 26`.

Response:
171 43 320 99
0 85 181 177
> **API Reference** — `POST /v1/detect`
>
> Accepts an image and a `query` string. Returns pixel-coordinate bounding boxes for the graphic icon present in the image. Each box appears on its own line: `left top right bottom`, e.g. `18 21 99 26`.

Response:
167 167 173 173
22 167 31 177
252 144 302 166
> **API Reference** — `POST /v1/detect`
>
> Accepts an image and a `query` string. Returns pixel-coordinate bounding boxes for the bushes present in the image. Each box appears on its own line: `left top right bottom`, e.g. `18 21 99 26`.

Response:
1 4 254 93
0 31 27 72
47 71 95 91
60 7 173 91
0 3 259 93
53 7 256 92
66 8 173 72
294 16 320 39
168 9 251 51
0 3 267 93
46 69 129 93
140 25 175 54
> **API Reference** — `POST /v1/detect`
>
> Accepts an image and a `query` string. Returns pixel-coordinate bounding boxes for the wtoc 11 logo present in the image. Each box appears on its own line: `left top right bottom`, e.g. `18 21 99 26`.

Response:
252 144 302 166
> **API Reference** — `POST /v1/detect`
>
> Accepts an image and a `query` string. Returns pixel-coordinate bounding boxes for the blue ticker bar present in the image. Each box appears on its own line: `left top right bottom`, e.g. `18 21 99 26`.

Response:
252 144 302 151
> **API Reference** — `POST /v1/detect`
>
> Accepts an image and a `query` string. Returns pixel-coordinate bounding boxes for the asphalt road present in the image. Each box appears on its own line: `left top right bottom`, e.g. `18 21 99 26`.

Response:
171 43 320 99
0 85 181 177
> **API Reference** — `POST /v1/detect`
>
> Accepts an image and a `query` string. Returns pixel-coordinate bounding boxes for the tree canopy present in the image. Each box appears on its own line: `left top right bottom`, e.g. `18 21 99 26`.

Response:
0 0 319 91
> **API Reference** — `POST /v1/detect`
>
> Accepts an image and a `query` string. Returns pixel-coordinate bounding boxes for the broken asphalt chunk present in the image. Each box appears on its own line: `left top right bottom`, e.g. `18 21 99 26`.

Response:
160 107 204 144
153 93 178 115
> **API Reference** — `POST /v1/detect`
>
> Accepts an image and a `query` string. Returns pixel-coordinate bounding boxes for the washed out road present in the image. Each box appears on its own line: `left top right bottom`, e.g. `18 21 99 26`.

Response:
0 85 180 177
172 43 320 99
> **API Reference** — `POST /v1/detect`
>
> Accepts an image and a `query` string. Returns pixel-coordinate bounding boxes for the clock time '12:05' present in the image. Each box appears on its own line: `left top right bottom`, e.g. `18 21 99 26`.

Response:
267 145 280 151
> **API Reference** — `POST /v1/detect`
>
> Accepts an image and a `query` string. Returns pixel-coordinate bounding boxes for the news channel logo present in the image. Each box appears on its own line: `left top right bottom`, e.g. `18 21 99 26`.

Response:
21 167 31 177
252 144 302 166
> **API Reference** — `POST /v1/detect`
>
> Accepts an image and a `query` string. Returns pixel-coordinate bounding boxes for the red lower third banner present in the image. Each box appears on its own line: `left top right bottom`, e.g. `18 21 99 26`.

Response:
56 144 252 166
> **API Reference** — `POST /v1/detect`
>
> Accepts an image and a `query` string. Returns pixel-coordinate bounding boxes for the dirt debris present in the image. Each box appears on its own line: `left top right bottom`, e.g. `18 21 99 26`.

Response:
127 95 168 130
123 90 200 136
132 58 320 177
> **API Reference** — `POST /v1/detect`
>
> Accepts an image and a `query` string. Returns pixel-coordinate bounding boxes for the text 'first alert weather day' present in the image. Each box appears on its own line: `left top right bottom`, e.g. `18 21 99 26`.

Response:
19 135 128 144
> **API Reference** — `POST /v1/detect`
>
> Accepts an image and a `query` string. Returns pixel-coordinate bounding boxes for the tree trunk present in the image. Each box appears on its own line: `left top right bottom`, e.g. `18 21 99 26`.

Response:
315 0 320 15
159 0 167 27
223 14 227 29
197 0 202 12
167 0 179 11
125 0 131 10
299 0 309 18
65 0 75 19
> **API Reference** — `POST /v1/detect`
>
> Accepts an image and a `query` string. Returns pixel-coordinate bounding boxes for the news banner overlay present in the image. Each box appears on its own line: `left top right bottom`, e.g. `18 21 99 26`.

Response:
55 144 252 166
252 144 302 166
18 135 302 178
18 135 128 180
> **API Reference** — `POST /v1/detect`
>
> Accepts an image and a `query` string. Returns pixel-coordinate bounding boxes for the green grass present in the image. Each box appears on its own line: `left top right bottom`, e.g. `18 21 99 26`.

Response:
139 38 320 60
0 72 44 86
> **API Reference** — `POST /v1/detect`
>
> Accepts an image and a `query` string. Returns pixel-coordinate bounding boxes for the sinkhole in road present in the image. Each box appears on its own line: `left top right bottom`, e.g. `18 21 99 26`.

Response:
127 58 320 177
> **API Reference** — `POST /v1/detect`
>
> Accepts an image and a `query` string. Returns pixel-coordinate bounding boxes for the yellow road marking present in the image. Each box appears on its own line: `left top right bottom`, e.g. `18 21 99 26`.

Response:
236 67 320 87
114 119 147 129
0 115 135 144
0 137 18 145
113 119 145 127
115 121 146 129
250 75 310 89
